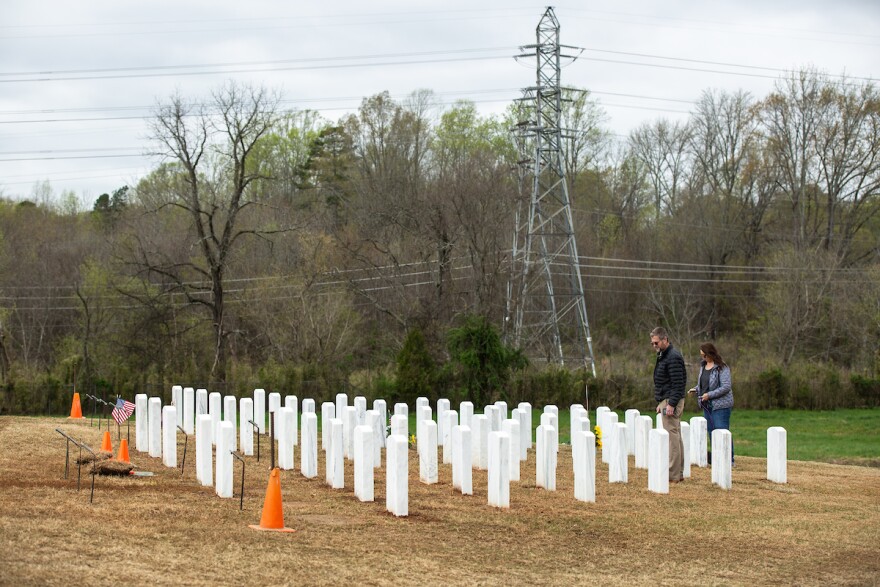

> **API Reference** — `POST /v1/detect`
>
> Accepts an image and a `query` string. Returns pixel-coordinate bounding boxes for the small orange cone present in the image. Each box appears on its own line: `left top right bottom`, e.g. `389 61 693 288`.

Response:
101 430 112 452
116 439 130 463
249 468 295 533
68 392 84 419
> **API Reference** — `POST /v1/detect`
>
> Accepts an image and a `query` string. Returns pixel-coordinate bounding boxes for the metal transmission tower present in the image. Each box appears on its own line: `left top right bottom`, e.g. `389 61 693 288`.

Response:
506 7 596 376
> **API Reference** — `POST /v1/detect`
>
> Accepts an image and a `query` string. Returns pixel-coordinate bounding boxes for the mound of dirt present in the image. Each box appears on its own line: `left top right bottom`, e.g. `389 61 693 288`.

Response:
75 450 113 465
89 459 134 476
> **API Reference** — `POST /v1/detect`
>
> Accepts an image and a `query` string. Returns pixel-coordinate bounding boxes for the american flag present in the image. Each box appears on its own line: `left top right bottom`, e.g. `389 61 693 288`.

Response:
111 397 136 424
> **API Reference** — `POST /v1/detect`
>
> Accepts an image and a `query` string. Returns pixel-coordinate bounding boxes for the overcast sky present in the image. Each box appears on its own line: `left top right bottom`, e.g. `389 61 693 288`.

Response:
2 0 878 205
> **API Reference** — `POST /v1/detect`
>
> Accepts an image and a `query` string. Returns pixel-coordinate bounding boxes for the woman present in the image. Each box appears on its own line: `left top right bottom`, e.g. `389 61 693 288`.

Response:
689 342 734 466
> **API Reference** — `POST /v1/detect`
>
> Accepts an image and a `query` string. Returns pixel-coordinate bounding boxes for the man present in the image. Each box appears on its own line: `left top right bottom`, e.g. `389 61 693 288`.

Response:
651 327 686 483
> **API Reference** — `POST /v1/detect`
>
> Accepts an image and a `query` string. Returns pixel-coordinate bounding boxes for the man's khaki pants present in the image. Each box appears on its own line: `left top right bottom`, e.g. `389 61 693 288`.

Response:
660 399 685 482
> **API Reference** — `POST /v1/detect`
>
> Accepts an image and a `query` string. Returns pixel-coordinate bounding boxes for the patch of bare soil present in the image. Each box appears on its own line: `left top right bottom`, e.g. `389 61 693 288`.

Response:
1 416 878 586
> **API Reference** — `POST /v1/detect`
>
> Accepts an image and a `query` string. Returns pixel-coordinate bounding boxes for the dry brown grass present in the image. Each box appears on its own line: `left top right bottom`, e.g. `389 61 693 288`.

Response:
1 416 878 586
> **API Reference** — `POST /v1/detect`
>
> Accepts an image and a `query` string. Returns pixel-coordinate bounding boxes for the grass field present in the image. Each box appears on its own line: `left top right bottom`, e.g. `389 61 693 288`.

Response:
1 414 878 586
547 408 880 464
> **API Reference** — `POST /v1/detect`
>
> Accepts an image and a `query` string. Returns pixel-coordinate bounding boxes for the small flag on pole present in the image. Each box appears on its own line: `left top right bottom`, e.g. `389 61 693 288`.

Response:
112 397 136 425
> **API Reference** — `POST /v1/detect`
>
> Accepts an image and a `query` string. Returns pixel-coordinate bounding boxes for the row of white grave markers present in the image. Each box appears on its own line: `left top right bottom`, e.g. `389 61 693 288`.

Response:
138 391 791 515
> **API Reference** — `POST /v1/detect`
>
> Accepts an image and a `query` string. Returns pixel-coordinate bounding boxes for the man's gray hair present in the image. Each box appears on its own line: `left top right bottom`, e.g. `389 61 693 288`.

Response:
650 326 668 339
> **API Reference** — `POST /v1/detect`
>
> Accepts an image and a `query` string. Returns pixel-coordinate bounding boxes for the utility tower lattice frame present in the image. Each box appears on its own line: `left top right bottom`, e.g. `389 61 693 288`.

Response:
506 7 596 377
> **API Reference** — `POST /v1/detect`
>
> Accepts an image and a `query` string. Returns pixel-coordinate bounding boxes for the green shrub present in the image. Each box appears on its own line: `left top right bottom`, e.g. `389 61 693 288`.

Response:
396 328 436 405
851 374 880 407
446 315 527 406
756 368 787 409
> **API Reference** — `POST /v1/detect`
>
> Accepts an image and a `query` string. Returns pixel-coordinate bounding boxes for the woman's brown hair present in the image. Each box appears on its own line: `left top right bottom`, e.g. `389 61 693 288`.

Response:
699 342 726 369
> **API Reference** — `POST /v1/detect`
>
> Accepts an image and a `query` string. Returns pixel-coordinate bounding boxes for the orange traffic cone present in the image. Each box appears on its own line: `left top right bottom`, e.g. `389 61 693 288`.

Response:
68 392 84 419
101 430 112 452
116 439 130 463
249 468 295 533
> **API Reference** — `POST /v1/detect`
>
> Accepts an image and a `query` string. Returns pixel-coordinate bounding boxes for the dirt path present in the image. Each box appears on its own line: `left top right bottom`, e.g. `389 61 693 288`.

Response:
1 416 878 586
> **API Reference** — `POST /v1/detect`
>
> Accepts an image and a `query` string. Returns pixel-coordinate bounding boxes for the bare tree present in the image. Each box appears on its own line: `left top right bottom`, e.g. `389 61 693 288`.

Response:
629 119 693 219
137 82 282 381
814 77 880 261
760 69 825 250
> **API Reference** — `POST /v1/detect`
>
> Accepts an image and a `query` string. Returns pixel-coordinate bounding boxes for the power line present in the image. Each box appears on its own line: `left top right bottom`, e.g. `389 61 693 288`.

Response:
579 47 876 82
1 44 872 85
0 47 512 78
0 54 513 84
564 8 880 48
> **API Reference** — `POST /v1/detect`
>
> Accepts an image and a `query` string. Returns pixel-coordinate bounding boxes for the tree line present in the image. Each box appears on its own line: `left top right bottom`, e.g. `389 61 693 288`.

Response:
1 69 878 413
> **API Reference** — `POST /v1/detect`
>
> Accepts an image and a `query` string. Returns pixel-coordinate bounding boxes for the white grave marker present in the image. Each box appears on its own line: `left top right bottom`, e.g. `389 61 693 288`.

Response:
171 385 182 411
502 419 521 482
253 389 266 434
327 418 344 489
459 401 474 430
148 397 162 458
196 389 208 420
344 406 357 460
602 412 618 464
162 405 177 468
373 399 387 447
712 429 733 490
277 407 295 470
690 416 708 467
573 430 596 503
609 422 628 483
625 409 640 456
518 402 533 449
635 415 651 469
135 394 148 453
195 414 212 486
354 425 374 501
767 426 787 484
208 392 221 446
536 424 557 491
474 414 489 470
182 387 195 434
453 425 472 495
354 396 367 427
366 410 382 468
215 421 234 498
442 410 458 465
240 398 254 456
386 435 408 517
391 414 407 438
420 421 438 484
268 392 281 417
437 398 450 443
488 431 511 508
321 402 335 451
223 395 237 451
285 395 298 447
301 413 318 478
335 393 348 428
681 421 691 479
648 428 669 494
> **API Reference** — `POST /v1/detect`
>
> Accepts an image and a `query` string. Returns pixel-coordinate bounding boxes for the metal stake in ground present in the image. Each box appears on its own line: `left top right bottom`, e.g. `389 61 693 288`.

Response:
88 394 96 427
177 425 188 477
249 419 260 462
231 451 245 511
78 441 98 504
270 412 276 470
55 428 77 480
